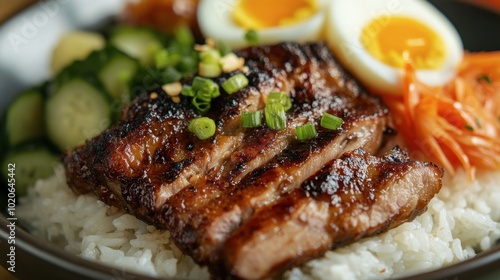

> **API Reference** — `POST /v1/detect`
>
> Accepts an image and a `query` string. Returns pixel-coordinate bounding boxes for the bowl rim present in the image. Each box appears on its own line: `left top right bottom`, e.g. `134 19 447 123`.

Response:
0 214 160 280
1 212 499 280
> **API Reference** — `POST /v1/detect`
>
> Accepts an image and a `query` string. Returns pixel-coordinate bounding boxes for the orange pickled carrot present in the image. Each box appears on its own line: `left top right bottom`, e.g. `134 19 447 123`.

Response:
378 52 500 180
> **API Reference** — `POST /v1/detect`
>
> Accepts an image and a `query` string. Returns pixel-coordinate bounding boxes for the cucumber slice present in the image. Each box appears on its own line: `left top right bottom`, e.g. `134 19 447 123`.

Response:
46 79 112 151
55 46 139 104
51 31 106 76
2 144 59 196
2 88 45 147
98 53 138 103
110 26 164 66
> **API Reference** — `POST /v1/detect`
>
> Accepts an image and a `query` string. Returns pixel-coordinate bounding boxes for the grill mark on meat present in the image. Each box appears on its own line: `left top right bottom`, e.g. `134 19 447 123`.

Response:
65 69 283 219
177 115 387 263
220 147 442 279
63 42 442 280
135 44 337 209
156 43 389 262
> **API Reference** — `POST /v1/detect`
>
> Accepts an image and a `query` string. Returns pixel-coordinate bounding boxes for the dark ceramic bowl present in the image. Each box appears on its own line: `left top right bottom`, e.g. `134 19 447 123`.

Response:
0 0 499 279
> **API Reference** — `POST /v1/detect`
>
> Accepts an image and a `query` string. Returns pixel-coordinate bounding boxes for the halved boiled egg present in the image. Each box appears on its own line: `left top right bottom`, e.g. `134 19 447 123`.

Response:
326 0 463 94
197 0 327 49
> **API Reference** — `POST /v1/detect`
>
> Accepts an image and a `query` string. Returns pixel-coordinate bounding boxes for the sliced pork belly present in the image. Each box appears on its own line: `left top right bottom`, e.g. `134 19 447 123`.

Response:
218 147 442 279
63 42 442 280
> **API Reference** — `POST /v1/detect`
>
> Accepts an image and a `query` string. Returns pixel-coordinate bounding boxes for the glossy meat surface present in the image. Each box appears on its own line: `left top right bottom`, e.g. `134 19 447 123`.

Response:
64 42 442 279
221 147 442 279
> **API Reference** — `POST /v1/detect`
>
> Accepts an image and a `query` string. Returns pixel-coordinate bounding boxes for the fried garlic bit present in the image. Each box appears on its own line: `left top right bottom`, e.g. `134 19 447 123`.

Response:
162 82 182 103
149 92 158 99
195 38 248 74
194 44 212 52
162 82 182 96
220 53 246 73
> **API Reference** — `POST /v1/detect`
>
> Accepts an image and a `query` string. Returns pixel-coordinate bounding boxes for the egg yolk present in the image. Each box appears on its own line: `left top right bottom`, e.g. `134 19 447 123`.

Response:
232 0 318 29
361 16 447 69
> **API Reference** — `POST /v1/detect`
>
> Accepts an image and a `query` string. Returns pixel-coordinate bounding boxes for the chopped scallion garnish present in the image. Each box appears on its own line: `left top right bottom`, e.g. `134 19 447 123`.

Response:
242 111 262 128
192 96 211 113
196 89 213 102
192 76 218 92
267 91 292 111
320 113 343 130
199 62 222 78
464 125 474 131
188 117 216 140
296 122 317 142
265 103 287 130
222 73 249 94
183 76 221 113
181 85 195 97
245 29 260 45
200 48 221 64
218 40 232 56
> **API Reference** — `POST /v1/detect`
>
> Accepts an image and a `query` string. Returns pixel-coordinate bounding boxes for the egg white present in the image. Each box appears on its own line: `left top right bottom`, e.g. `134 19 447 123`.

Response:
326 0 463 94
197 0 328 49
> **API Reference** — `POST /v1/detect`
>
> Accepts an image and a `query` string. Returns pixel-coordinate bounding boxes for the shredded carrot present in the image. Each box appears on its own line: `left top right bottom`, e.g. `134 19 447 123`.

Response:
379 52 500 180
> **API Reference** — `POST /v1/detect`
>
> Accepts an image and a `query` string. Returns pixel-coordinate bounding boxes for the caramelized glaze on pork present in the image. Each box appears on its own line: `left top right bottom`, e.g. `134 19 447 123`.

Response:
64 42 442 279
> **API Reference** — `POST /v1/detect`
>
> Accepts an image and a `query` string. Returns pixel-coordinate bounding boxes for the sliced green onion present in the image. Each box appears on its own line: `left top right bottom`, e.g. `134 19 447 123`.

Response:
188 117 216 140
222 73 249 94
192 76 219 93
210 88 220 98
296 122 317 142
321 113 343 130
265 103 287 130
196 89 213 102
218 40 232 56
183 76 221 113
242 111 262 128
199 62 222 78
267 91 292 111
245 29 259 45
192 99 211 113
181 85 195 97
200 48 221 64
464 125 474 131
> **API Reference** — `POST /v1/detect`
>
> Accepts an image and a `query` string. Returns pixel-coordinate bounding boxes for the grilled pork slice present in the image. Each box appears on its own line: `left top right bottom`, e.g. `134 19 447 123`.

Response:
170 116 388 264
64 42 442 279
159 43 390 265
64 42 389 221
219 147 442 279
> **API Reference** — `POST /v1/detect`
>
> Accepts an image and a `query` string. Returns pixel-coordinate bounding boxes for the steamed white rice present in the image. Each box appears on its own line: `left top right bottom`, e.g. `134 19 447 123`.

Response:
17 166 500 279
